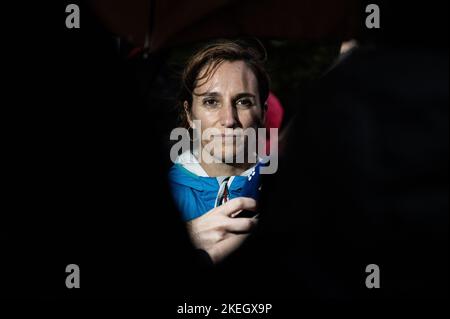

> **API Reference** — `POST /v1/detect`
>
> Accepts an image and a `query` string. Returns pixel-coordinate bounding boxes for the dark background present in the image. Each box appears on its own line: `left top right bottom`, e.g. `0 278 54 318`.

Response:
1 0 448 315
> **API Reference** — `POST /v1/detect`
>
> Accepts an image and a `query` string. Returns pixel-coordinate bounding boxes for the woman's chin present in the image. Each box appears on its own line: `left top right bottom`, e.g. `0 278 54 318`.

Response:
217 151 249 164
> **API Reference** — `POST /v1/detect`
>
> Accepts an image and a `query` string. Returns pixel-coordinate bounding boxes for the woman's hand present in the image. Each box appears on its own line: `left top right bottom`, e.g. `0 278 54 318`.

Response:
186 197 258 264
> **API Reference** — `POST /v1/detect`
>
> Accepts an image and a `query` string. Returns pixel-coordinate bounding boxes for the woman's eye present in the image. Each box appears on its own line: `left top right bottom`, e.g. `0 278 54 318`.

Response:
236 99 253 108
203 99 218 107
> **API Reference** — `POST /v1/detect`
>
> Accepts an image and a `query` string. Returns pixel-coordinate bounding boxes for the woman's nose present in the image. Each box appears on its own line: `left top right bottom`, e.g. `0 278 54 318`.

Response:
220 103 238 128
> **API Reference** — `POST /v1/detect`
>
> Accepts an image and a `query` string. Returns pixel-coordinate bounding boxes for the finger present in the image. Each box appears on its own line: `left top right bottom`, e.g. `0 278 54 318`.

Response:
219 197 257 217
232 209 259 218
208 234 249 264
230 210 242 218
224 217 257 233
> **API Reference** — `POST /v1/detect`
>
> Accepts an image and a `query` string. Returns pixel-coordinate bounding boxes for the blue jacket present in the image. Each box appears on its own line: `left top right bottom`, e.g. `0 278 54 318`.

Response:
168 163 262 221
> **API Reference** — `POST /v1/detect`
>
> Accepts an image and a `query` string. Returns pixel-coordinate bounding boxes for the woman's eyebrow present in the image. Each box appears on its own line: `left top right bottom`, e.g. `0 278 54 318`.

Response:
233 93 256 100
198 91 221 97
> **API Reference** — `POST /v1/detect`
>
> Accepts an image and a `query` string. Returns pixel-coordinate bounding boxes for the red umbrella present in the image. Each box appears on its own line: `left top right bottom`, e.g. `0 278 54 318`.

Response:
91 0 360 51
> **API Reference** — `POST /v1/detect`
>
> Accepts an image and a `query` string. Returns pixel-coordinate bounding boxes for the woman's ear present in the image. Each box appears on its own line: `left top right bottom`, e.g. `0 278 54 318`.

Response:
184 101 193 128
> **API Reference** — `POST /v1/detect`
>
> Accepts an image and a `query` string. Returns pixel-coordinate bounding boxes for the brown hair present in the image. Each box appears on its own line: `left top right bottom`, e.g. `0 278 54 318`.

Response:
177 39 270 128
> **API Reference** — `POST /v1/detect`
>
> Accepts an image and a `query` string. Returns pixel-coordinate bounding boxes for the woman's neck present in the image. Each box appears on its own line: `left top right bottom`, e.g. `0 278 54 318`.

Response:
197 151 252 177
199 161 252 177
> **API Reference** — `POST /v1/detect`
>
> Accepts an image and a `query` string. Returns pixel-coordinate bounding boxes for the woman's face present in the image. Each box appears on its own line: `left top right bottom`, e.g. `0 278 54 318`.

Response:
186 60 264 164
